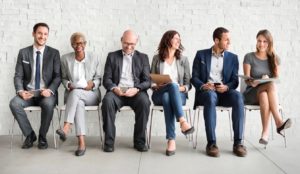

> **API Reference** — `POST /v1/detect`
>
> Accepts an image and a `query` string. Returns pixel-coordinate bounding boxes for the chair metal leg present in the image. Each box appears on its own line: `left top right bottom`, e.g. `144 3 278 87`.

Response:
227 110 233 141
52 119 57 149
279 108 287 148
270 116 274 140
10 118 16 150
189 109 193 142
243 108 247 144
193 108 200 149
148 108 154 149
98 109 104 149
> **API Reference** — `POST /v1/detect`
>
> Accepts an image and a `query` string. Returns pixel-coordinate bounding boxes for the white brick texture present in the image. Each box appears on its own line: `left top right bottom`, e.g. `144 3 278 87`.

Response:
0 0 299 137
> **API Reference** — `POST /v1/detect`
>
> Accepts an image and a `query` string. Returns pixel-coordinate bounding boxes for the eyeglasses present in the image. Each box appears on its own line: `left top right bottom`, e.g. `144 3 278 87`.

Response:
122 42 136 46
72 41 86 47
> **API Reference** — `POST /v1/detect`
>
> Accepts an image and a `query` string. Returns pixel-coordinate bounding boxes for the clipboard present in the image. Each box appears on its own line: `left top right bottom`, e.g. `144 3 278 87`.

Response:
238 74 279 84
150 74 172 85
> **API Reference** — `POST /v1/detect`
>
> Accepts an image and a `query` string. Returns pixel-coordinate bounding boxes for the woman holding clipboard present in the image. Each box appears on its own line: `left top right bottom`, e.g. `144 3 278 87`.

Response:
150 30 194 156
243 29 291 146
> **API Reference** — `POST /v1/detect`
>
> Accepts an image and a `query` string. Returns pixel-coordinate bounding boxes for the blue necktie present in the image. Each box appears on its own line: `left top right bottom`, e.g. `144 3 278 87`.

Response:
35 51 41 90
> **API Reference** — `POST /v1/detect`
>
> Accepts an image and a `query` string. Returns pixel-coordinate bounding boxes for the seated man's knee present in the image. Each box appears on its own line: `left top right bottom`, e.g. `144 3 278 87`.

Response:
231 91 244 105
40 97 56 109
101 94 115 109
203 91 217 105
9 96 23 110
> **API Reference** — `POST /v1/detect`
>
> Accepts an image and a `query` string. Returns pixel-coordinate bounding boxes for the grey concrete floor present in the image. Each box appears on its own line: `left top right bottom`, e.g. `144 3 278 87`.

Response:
0 126 299 174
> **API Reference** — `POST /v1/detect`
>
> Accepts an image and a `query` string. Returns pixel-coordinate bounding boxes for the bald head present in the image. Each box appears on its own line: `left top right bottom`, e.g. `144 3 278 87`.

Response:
121 30 138 54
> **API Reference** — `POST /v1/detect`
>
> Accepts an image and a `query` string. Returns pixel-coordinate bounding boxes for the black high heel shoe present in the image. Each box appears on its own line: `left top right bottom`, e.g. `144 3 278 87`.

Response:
277 118 292 137
180 121 195 135
259 138 268 145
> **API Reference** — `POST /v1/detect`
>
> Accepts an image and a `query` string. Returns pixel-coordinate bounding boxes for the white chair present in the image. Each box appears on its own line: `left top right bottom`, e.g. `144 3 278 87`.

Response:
148 105 192 149
240 79 287 147
58 105 102 149
193 105 232 149
244 104 286 147
10 106 59 149
98 106 150 149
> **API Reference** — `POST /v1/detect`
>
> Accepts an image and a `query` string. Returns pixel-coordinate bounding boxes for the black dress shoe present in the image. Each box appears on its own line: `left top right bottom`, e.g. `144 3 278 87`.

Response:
166 149 176 156
22 131 37 149
38 135 48 149
134 144 148 152
277 118 292 137
103 144 114 152
56 129 67 141
75 147 86 156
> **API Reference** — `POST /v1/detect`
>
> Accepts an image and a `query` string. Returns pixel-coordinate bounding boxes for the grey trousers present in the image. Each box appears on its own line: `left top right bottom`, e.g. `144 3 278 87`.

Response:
9 95 56 138
64 89 100 136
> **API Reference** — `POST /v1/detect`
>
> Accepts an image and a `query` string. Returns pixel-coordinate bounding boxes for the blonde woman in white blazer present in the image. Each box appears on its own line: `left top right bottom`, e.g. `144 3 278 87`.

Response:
56 32 101 156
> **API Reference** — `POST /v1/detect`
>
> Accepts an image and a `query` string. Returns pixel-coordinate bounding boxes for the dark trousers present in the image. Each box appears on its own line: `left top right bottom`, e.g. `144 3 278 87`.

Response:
101 91 150 146
196 89 244 145
9 95 56 138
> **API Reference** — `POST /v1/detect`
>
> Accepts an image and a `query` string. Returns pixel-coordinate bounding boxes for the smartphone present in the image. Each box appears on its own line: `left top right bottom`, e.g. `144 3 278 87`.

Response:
120 87 129 93
214 82 221 86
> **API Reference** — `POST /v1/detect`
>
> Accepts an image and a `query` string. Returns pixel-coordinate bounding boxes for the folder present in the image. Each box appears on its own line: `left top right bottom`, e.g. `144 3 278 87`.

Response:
150 74 172 85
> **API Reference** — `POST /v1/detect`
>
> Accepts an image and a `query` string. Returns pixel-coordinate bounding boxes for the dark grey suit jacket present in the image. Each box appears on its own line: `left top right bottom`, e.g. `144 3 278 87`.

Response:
13 45 61 94
103 50 151 91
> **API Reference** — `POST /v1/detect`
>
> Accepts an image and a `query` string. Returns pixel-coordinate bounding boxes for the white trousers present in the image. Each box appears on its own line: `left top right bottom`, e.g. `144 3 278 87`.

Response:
64 89 100 136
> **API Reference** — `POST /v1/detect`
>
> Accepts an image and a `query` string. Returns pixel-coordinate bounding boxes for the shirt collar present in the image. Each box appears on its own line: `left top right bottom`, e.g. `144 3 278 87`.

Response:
33 45 45 55
212 48 224 58
122 51 134 57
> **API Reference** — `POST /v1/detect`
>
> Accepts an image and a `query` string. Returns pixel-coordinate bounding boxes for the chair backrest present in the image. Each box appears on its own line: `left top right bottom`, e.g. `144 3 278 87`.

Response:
240 79 247 94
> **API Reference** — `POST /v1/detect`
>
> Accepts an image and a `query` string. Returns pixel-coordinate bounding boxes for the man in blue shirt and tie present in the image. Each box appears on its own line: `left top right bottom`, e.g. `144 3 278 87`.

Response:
9 23 61 149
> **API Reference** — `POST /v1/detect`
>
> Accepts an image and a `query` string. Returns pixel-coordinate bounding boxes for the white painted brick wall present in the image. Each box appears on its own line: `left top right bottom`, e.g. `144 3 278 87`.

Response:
1 0 299 139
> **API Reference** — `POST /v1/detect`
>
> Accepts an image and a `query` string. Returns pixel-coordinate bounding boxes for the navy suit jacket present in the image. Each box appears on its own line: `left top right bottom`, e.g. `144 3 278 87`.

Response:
102 50 151 92
191 48 239 107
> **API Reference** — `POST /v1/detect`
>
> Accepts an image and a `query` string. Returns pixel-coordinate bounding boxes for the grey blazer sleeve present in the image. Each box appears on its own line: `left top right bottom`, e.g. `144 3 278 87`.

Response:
89 53 102 90
103 52 117 90
14 49 27 92
47 48 61 93
181 56 192 91
60 53 70 89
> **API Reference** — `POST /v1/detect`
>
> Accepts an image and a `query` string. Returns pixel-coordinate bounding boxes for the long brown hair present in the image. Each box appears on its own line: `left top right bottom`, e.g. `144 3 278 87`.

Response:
157 30 184 61
256 29 278 76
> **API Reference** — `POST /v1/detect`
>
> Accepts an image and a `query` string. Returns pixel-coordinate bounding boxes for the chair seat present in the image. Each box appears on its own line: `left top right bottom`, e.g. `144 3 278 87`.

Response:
24 106 42 111
119 106 133 111
11 106 59 149
244 104 282 110
59 105 99 111
151 105 190 111
195 105 231 111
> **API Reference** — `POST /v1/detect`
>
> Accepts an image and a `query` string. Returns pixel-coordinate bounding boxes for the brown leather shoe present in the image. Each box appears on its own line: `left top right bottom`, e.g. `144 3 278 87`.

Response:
233 144 247 157
206 144 220 157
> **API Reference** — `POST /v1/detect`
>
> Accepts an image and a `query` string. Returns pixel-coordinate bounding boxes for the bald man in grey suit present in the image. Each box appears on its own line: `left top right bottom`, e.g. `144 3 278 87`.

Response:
9 23 61 149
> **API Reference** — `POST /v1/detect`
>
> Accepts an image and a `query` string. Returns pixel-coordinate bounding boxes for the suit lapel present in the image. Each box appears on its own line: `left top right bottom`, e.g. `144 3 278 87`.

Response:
205 49 212 78
117 50 123 79
222 51 229 80
84 53 90 80
68 53 75 81
28 46 34 74
42 46 49 80
176 59 182 81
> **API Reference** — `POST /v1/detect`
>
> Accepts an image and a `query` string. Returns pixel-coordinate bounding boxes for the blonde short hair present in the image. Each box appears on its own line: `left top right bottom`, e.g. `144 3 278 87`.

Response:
70 32 86 44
